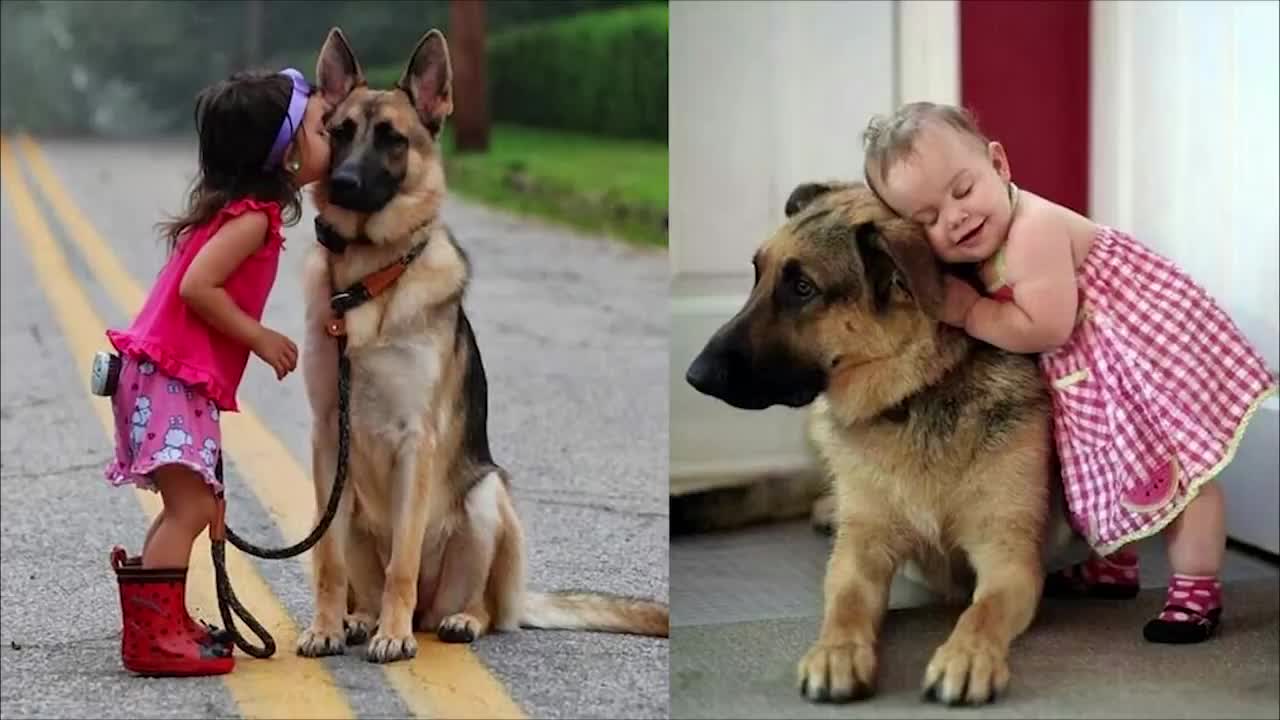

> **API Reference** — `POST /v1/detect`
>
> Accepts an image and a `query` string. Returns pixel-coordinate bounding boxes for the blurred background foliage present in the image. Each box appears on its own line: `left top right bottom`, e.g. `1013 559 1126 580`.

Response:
0 0 662 138
0 0 668 245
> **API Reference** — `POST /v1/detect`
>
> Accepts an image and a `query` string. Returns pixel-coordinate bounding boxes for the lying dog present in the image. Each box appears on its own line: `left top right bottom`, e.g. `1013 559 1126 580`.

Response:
296 27 668 664
686 181 1071 704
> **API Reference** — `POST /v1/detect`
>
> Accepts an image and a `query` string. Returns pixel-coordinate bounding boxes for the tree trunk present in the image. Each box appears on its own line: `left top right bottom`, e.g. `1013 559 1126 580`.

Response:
244 0 264 69
449 0 489 152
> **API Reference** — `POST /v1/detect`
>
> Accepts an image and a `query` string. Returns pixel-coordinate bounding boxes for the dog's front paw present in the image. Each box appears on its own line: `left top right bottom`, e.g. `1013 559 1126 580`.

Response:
344 613 377 646
922 635 1009 705
796 641 876 703
437 613 481 643
297 625 346 657
365 630 417 663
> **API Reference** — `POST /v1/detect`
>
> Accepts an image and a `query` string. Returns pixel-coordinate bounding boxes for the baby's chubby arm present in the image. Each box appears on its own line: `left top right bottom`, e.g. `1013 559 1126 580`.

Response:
962 217 1078 354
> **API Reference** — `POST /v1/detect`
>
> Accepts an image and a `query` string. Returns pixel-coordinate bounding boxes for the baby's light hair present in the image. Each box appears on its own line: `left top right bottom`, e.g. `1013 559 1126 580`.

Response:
862 101 991 185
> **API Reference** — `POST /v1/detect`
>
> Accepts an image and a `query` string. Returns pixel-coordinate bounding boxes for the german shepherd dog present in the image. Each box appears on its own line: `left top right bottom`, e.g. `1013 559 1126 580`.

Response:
296 28 668 664
686 181 1072 704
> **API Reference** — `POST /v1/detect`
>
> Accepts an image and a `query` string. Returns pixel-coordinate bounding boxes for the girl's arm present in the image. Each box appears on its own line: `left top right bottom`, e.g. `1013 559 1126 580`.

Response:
962 219 1079 354
179 212 297 377
178 212 270 348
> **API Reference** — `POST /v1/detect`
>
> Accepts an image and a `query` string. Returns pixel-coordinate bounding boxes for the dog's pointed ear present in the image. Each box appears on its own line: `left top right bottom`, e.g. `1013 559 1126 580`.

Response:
854 219 944 319
397 29 453 136
316 27 364 107
785 183 838 218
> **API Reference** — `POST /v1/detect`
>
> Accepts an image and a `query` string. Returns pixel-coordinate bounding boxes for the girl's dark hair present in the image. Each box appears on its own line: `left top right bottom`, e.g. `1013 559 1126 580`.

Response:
157 70 306 253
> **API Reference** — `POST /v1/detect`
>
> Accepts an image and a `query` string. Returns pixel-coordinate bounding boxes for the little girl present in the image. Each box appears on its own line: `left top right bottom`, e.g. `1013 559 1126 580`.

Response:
102 67 329 675
860 101 1277 644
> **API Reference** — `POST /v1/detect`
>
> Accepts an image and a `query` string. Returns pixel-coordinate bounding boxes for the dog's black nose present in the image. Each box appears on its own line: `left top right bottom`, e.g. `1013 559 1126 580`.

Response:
686 351 727 398
330 168 362 198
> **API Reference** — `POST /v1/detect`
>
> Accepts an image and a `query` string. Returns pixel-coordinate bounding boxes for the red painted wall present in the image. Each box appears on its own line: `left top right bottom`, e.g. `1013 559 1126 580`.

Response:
959 0 1091 215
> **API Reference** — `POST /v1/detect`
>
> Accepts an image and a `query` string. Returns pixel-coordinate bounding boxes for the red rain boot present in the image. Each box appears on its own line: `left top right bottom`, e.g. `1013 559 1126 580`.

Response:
112 547 234 676
112 547 233 651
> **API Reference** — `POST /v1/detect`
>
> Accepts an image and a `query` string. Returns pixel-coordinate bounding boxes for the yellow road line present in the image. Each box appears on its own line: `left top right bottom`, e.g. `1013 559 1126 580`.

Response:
1 137 355 720
14 134 527 720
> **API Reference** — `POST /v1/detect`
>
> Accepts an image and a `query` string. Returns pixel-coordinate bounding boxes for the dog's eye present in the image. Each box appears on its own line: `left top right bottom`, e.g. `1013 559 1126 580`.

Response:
374 121 408 149
330 119 355 143
793 276 816 299
777 259 818 307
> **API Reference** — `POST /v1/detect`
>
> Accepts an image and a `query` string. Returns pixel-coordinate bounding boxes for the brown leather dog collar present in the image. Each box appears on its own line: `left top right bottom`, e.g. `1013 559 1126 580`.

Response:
325 232 432 338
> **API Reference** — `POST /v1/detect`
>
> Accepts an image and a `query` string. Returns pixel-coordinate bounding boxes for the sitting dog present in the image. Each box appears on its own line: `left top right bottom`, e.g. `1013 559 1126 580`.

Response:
296 27 668 664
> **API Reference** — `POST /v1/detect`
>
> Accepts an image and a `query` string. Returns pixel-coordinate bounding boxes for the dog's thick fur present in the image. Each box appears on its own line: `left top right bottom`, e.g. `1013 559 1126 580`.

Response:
686 181 1072 704
296 28 668 665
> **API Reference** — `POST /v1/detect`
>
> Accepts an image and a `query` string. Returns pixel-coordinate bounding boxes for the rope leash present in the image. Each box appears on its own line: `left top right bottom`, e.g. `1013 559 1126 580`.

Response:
207 335 350 659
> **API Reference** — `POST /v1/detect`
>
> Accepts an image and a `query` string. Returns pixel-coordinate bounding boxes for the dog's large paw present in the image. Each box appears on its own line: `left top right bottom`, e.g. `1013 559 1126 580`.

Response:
365 630 418 664
297 625 346 657
344 613 377 646
796 641 876 703
437 613 481 644
922 635 1010 705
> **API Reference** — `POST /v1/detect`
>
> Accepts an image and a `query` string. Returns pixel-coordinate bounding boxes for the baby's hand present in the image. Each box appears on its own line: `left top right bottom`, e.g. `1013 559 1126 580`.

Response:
252 327 298 380
939 274 980 328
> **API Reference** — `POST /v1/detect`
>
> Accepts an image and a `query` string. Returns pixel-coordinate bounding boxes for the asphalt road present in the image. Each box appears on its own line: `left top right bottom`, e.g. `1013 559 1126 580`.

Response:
0 135 670 719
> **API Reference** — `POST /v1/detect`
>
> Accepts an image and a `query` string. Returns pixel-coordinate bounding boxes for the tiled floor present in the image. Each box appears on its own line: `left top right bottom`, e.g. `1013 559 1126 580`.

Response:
672 519 1279 628
670 519 1280 719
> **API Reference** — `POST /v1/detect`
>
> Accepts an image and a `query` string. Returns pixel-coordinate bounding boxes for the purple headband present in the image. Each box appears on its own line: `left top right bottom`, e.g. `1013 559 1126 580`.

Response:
263 68 312 170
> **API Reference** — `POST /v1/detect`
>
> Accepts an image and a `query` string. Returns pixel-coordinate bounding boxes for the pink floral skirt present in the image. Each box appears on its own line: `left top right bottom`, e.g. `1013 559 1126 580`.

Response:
102 353 225 494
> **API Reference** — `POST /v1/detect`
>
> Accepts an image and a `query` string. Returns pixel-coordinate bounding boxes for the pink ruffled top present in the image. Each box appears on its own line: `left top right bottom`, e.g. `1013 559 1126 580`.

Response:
107 197 285 412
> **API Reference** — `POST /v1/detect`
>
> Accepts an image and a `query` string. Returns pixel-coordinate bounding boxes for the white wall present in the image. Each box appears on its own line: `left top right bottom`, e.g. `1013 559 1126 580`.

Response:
669 0 895 490
896 0 959 106
1091 0 1279 553
1090 0 1278 372
669 0 1280 549
669 0 896 278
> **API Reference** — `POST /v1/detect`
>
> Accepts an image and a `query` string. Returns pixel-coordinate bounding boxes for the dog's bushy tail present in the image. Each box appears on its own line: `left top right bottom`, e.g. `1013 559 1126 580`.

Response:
520 591 669 637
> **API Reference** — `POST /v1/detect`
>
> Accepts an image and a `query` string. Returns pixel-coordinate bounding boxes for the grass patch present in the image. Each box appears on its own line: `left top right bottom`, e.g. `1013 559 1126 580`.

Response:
440 123 667 248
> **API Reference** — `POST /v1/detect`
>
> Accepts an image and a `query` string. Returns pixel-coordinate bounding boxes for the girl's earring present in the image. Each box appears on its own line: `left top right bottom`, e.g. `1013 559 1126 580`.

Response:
284 145 302 174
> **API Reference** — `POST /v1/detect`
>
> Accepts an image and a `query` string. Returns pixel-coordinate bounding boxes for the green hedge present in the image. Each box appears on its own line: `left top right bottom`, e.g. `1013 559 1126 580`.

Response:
366 4 667 141
489 4 667 140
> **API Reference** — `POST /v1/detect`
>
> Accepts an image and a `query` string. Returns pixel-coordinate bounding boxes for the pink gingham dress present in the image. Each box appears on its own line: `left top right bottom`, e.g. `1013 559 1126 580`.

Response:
986 225 1278 555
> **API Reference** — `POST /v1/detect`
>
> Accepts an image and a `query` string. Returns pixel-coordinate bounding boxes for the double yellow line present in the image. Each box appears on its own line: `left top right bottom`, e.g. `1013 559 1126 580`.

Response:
0 135 525 720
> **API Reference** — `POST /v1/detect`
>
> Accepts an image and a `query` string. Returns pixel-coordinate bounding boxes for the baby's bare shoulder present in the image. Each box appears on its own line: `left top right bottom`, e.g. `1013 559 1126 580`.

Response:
1004 200 1076 281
